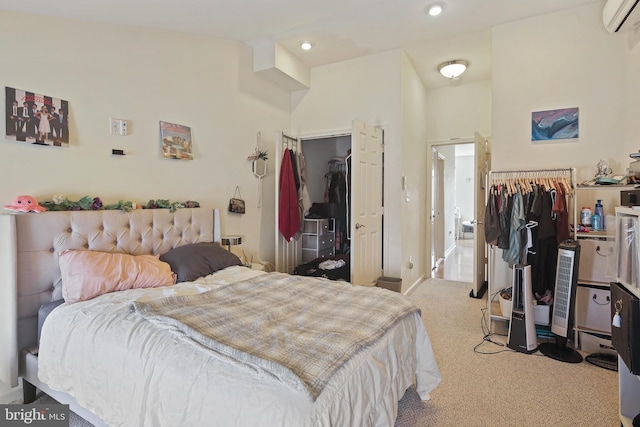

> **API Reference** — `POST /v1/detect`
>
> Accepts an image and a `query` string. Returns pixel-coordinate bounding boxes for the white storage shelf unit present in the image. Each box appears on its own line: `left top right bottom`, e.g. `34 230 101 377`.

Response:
571 185 632 353
574 236 616 353
301 218 335 263
573 184 634 240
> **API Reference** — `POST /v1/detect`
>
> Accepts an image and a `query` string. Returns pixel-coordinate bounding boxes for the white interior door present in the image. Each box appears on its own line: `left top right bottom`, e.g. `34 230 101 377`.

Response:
472 132 489 297
430 149 436 272
436 153 445 264
350 121 383 286
430 148 445 272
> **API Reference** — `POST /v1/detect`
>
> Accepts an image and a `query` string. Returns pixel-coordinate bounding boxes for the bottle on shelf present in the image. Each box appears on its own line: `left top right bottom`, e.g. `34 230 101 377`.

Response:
581 206 592 227
592 213 602 231
594 199 604 229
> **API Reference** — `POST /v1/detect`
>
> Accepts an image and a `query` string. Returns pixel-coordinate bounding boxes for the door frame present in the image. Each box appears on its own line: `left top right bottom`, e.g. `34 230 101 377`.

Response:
431 149 445 270
283 126 387 282
426 138 488 290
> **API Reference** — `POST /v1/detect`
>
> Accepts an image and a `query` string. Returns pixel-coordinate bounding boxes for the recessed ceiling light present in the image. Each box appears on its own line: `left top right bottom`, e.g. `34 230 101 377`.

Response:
438 60 469 79
299 41 313 51
426 2 446 16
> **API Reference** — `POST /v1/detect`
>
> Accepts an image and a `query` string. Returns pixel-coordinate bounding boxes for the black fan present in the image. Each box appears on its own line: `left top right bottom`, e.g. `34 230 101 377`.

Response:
539 239 583 363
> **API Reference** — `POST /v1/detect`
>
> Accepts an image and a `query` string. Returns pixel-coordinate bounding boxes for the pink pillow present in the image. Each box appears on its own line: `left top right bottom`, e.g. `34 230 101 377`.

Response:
59 250 176 303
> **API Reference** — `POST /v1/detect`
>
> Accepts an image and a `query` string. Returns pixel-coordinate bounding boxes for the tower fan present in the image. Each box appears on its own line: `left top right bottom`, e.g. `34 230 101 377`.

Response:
539 239 582 363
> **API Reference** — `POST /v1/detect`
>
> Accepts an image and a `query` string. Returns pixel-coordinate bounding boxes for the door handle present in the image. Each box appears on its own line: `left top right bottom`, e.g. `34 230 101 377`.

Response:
355 223 366 230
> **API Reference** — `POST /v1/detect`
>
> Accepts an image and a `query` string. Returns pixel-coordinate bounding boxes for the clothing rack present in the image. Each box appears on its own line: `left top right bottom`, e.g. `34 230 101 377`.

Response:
486 167 576 335
489 168 575 194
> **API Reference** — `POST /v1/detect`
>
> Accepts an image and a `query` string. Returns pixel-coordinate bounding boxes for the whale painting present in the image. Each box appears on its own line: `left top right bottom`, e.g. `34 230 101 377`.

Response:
531 107 579 141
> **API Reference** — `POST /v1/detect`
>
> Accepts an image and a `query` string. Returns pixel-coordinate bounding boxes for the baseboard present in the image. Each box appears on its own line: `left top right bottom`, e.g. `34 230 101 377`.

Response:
404 273 426 296
444 242 456 258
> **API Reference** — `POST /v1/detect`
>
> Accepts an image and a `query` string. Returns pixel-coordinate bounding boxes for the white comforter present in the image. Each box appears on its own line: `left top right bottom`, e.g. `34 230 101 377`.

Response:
38 267 441 427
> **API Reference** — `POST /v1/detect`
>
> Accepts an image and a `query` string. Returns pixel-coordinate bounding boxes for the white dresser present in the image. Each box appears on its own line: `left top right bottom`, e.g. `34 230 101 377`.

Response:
301 218 335 263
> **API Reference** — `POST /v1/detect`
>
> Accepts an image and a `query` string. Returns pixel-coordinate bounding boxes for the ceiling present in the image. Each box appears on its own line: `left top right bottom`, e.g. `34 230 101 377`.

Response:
2 0 602 89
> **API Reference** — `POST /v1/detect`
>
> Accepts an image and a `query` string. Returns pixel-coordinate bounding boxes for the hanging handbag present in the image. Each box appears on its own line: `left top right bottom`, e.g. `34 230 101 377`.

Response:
484 186 501 245
228 186 246 214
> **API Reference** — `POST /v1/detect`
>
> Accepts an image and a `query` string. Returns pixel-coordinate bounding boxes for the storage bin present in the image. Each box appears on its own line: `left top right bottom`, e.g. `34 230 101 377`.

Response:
577 238 615 285
579 331 616 355
533 304 550 326
499 292 512 318
498 290 549 325
302 218 332 235
576 285 612 333
377 276 402 293
301 233 335 251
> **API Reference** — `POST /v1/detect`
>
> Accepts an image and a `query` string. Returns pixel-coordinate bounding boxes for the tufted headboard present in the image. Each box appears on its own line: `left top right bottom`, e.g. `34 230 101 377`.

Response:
0 208 220 387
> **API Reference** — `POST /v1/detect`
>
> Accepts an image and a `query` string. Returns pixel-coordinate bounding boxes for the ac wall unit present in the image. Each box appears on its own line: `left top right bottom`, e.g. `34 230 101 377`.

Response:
603 0 640 33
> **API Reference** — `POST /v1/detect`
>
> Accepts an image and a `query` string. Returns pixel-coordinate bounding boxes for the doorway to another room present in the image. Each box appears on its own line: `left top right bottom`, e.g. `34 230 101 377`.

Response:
430 142 477 283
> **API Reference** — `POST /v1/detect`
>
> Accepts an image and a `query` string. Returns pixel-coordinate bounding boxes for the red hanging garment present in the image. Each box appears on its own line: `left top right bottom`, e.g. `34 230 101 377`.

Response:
279 149 300 241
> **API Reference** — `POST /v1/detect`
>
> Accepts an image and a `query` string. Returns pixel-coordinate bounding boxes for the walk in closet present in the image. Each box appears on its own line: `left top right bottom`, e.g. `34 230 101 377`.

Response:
486 168 576 333
290 135 352 280
276 122 382 286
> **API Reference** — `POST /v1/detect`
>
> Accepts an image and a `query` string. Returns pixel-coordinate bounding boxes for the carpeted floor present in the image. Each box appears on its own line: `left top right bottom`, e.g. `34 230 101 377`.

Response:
394 278 619 427
13 278 619 426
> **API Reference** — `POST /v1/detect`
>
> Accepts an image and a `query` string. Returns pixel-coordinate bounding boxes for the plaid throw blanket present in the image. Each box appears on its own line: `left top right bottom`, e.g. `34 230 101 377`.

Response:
132 273 420 401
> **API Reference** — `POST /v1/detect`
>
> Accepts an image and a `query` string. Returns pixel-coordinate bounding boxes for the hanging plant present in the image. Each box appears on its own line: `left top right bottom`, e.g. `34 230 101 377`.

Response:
247 149 268 161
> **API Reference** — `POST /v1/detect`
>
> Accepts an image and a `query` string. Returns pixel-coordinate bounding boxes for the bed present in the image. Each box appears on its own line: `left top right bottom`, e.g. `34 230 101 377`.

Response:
0 208 441 427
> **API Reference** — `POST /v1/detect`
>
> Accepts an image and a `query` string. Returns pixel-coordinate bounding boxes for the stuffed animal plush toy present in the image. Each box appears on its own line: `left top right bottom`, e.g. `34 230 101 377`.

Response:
4 195 47 213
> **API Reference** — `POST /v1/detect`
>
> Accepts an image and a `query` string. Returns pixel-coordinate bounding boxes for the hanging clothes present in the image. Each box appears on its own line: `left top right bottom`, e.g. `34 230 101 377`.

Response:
488 169 574 304
279 149 300 241
289 149 301 193
502 186 526 266
553 182 570 245
484 186 501 246
297 151 312 216
497 185 511 250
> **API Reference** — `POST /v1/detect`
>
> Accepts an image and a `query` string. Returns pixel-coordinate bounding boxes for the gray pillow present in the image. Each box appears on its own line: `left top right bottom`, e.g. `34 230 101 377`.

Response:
160 242 243 283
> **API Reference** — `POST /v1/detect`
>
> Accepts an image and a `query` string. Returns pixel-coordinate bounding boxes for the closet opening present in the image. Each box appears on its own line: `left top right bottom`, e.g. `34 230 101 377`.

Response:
293 134 352 281
275 122 383 285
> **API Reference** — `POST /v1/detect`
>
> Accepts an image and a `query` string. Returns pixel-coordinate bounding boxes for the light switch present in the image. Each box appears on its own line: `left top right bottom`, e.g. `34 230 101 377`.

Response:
110 118 128 136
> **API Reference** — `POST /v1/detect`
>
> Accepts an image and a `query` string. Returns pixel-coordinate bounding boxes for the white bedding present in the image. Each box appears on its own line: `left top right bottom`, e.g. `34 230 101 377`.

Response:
38 266 441 427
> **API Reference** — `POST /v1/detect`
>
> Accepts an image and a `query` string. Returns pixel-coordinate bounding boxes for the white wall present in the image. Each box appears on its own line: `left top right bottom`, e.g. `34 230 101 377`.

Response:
0 11 291 399
455 154 474 223
0 11 291 266
623 34 640 157
491 3 630 182
290 50 430 290
425 80 492 142
424 79 491 273
440 145 457 254
488 3 638 294
291 50 406 282
399 51 430 288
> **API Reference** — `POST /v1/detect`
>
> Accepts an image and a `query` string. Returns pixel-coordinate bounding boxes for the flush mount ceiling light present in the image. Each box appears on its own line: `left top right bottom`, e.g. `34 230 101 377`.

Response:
425 2 446 16
298 40 314 51
438 60 469 79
